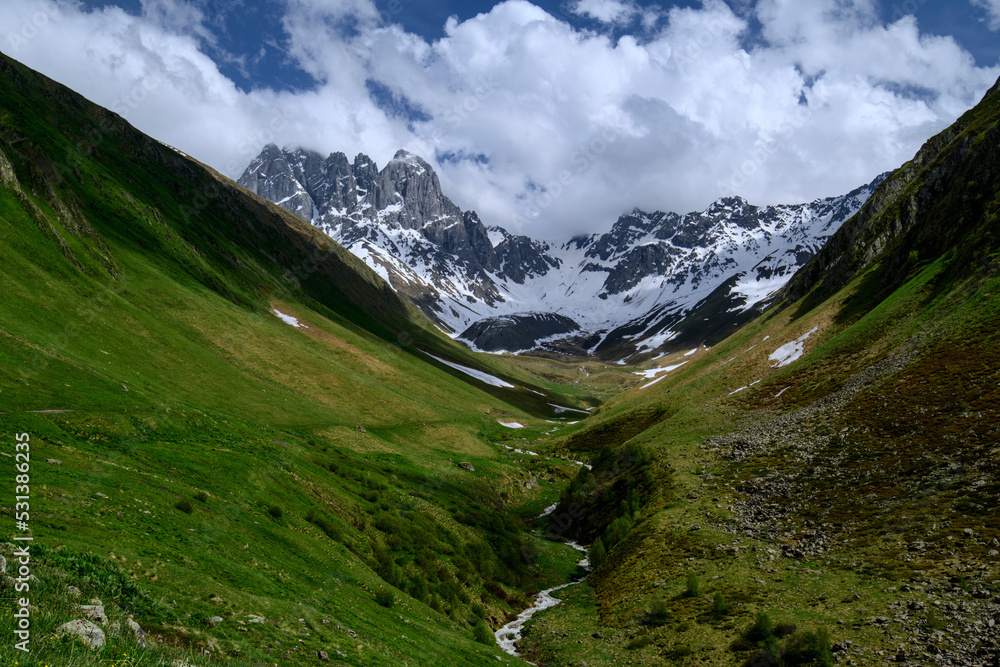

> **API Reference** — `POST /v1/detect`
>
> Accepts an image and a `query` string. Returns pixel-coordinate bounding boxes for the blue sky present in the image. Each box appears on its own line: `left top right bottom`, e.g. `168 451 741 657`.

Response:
3 0 1000 237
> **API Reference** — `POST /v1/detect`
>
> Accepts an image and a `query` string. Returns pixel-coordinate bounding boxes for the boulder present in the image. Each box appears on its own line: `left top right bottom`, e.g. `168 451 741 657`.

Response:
56 619 105 648
457 462 475 472
80 604 107 624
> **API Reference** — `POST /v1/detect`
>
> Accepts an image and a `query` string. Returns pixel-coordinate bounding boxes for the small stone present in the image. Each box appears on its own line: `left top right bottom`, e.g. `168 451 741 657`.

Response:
56 619 105 649
457 462 475 472
46 458 63 465
317 650 329 662
247 615 266 624
208 616 223 628
66 585 82 597
127 617 146 648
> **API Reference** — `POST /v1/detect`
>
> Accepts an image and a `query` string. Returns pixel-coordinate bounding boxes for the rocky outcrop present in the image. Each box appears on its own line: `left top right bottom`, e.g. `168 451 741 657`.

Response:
460 313 580 352
779 75 1000 309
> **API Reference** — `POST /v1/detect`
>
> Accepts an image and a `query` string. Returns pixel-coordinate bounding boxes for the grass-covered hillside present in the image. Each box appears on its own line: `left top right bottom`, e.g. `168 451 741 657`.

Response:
514 79 1000 666
0 51 593 666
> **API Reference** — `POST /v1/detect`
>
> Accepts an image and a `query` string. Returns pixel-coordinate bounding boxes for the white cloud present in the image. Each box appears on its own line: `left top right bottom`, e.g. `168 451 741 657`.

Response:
972 0 1000 30
0 0 997 240
570 0 639 25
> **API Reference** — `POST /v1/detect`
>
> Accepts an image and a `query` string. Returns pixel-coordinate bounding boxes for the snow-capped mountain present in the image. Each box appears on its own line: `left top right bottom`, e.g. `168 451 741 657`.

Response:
239 144 883 359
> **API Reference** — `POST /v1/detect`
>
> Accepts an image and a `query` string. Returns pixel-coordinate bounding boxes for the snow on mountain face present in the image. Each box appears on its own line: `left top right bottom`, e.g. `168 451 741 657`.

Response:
239 144 883 359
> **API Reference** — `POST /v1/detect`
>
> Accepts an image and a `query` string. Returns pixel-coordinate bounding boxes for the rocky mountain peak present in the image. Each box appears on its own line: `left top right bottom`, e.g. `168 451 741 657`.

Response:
241 144 882 358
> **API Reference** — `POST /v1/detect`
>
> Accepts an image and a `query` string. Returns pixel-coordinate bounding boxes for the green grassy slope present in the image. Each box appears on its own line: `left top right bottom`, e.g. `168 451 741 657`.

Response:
0 52 589 666
516 81 1000 665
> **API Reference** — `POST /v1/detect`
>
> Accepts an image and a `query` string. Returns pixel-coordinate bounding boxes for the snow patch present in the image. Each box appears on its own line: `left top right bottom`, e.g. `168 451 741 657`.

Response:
684 348 699 357
273 309 306 328
768 326 819 368
549 403 590 415
498 421 524 429
422 352 515 388
634 361 688 379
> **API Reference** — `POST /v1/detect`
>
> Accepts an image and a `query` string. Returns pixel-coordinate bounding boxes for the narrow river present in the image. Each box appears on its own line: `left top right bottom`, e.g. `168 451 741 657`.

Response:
495 542 590 660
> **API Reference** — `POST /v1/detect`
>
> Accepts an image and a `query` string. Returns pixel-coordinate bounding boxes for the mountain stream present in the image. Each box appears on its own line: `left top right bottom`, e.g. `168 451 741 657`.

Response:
495 541 590 660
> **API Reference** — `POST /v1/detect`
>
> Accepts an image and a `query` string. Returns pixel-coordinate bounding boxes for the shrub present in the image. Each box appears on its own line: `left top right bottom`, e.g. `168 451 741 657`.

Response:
174 498 193 514
747 612 774 642
685 575 701 598
305 509 343 541
626 634 654 650
782 628 833 666
472 620 494 645
647 600 669 626
375 589 395 608
666 644 692 659
589 537 607 569
193 491 209 503
268 505 283 518
712 592 732 619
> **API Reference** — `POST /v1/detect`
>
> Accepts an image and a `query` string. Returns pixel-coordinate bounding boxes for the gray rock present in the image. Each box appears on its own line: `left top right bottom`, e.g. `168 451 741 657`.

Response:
80 604 107 624
458 462 475 472
56 619 105 648
317 650 329 662
127 617 146 647
47 458 62 465
247 614 266 624
66 585 82 598
207 616 223 628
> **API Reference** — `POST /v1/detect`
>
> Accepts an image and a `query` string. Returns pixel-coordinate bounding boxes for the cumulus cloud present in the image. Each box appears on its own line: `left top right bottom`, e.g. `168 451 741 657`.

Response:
0 0 997 239
972 0 1000 30
570 0 640 25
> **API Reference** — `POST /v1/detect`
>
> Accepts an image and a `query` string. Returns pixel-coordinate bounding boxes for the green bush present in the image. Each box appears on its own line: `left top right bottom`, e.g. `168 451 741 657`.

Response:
589 537 607 568
472 620 494 645
647 600 669 626
268 505 283 518
174 498 193 514
782 628 833 666
375 589 395 608
626 634 654 650
712 591 732 619
747 612 774 642
685 574 700 597
193 490 209 503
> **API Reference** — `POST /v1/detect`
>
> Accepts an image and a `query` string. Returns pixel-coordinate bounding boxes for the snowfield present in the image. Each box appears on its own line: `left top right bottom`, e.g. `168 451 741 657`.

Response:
769 326 820 368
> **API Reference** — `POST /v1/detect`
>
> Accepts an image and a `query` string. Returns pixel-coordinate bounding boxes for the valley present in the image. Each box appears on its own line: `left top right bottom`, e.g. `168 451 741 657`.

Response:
1 46 999 667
